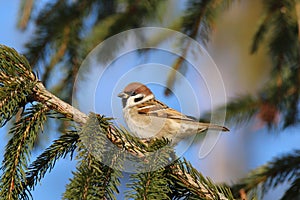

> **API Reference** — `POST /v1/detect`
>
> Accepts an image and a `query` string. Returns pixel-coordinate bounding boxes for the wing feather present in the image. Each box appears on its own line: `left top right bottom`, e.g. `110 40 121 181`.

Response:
137 99 195 122
136 99 229 132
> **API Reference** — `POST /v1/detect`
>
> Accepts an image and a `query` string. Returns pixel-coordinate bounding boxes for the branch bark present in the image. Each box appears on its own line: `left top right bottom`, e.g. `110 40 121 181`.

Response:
32 81 230 200
33 82 88 124
33 82 148 158
170 164 229 200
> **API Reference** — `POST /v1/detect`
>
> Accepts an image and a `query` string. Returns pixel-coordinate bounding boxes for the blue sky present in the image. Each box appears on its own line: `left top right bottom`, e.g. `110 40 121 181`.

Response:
1 1 300 200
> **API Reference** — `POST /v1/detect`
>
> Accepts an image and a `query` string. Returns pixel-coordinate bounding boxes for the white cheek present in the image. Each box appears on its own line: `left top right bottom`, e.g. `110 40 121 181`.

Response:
124 94 154 108
125 97 137 108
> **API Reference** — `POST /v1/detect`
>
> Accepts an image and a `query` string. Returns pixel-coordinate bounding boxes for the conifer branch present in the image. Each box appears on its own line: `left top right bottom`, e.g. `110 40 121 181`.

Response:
63 150 121 200
208 1 300 129
127 168 172 200
182 0 234 43
0 104 48 200
31 68 233 200
25 133 79 191
252 0 299 128
0 45 38 126
0 45 234 199
26 0 96 67
165 0 210 94
64 115 122 199
169 159 234 200
64 113 122 200
18 0 34 30
232 150 300 199
42 26 70 85
165 0 234 94
209 95 260 126
250 12 273 54
4 0 300 199
126 138 174 199
280 177 300 200
32 82 88 124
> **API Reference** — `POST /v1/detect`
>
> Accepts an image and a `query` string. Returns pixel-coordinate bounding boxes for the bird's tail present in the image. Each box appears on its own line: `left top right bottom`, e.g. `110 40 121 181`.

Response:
198 122 229 132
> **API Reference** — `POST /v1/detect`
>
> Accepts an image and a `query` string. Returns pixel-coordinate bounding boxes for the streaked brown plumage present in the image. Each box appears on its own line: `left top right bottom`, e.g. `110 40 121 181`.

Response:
118 82 229 144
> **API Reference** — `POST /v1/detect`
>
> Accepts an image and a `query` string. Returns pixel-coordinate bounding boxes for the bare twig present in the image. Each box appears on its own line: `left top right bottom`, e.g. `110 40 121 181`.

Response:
33 82 88 124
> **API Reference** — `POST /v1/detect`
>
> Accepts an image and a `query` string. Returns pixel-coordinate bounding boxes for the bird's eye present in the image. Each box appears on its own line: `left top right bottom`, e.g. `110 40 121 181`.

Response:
134 96 143 102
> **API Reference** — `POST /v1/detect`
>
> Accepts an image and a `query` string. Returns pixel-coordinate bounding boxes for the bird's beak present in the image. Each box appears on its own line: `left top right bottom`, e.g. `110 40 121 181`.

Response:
118 92 129 99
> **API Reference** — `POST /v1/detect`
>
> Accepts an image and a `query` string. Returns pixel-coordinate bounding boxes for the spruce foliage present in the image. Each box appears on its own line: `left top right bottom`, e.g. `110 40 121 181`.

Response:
1 0 300 199
0 45 233 199
232 150 300 199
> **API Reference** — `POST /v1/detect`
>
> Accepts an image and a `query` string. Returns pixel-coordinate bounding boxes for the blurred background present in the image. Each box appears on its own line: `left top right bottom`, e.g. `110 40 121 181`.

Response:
1 0 300 199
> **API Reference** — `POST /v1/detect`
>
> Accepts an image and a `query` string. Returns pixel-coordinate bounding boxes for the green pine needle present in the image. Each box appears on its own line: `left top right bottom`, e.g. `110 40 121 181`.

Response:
25 132 80 191
126 139 174 200
127 168 172 200
182 0 234 44
168 158 234 200
0 45 38 127
202 95 259 127
0 45 34 79
63 113 123 200
0 103 48 200
63 150 121 200
233 150 300 199
280 177 300 200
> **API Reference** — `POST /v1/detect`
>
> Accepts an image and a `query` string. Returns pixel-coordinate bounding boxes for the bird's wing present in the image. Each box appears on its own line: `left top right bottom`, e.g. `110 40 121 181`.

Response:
136 99 196 122
136 99 229 132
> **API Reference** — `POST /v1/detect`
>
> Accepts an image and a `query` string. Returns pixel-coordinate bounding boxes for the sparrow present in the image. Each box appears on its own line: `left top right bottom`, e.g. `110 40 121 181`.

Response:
118 82 229 144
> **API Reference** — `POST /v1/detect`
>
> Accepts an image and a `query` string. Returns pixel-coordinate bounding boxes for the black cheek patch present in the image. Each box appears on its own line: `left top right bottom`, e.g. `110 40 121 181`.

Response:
122 98 127 107
134 97 143 102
